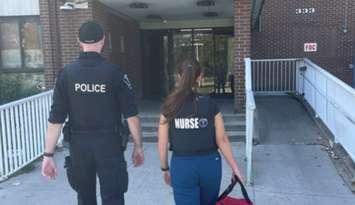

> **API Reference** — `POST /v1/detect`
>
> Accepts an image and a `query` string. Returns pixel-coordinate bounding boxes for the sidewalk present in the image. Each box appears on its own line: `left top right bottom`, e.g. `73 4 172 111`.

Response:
0 142 354 205
0 143 247 205
1 97 355 205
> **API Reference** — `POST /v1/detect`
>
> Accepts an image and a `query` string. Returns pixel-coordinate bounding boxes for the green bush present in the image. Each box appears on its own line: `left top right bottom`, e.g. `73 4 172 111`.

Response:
0 73 44 105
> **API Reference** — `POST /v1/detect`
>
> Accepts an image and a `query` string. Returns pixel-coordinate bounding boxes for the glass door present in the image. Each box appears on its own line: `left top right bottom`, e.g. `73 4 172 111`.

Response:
170 28 233 96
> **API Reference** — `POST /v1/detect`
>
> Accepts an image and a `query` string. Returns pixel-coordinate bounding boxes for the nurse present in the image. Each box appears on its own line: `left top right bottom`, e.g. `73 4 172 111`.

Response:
158 59 244 205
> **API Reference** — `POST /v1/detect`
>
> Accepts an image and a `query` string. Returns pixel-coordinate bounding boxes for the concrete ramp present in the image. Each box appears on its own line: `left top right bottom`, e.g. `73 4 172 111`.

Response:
252 96 355 204
256 96 321 145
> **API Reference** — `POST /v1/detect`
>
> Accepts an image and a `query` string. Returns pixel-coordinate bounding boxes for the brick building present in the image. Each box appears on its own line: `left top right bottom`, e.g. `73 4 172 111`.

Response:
252 0 355 84
0 0 354 112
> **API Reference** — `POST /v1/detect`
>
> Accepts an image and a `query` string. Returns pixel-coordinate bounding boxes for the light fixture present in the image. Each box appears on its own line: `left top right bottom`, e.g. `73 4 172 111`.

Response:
129 2 149 9
203 12 218 17
196 0 215 7
146 14 163 20
194 28 213 31
60 2 75 10
59 0 89 10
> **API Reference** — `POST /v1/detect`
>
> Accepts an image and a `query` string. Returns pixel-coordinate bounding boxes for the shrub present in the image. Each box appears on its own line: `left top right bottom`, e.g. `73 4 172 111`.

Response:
0 73 44 105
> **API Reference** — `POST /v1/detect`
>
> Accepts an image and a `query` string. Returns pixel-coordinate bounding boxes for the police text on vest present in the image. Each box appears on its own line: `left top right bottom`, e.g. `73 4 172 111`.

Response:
75 83 106 93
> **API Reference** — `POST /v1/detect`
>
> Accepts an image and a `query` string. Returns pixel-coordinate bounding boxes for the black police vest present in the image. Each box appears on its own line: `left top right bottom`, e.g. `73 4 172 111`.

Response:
169 96 218 156
64 57 121 134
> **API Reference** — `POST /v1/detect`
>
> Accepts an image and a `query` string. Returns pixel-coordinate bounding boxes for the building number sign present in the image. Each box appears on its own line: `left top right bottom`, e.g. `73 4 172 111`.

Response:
296 8 315 15
304 43 317 52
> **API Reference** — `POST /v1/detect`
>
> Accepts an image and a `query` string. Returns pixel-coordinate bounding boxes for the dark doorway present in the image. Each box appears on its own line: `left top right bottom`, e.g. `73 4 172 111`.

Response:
141 27 234 99
141 30 166 99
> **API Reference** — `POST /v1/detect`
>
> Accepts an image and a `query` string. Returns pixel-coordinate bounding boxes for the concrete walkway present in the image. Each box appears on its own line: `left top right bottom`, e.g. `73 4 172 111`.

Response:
0 97 354 205
253 96 355 204
0 143 248 205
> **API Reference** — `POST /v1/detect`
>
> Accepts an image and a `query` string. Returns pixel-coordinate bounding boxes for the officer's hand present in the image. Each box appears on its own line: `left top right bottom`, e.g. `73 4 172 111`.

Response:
132 145 144 167
42 157 57 180
163 171 171 186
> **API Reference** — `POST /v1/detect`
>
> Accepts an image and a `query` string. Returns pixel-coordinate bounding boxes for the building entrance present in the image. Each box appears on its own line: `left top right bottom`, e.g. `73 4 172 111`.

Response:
142 27 234 99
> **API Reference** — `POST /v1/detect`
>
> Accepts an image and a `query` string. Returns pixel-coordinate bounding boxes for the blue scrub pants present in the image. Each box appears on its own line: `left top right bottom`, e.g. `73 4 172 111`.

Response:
170 151 222 205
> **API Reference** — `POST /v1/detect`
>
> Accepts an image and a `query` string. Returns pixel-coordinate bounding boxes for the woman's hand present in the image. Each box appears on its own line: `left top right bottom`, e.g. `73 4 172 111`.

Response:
232 168 244 184
163 171 172 186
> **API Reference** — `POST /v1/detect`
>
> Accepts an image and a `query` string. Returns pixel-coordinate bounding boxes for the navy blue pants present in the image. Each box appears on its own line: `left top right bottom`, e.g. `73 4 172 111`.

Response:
170 151 222 205
66 134 128 205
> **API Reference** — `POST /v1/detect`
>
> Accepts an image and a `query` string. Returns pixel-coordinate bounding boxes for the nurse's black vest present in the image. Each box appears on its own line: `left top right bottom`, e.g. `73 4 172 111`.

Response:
169 95 218 156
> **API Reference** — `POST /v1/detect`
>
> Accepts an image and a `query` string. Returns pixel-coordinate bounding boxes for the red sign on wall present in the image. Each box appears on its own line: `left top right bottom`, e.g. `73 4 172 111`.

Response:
304 43 317 52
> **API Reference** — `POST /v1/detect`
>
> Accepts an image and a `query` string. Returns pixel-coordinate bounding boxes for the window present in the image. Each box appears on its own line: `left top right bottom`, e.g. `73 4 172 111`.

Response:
0 17 43 71
22 21 43 68
0 22 21 68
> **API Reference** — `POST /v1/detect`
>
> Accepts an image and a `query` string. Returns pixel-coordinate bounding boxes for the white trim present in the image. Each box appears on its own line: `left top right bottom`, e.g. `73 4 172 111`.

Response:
303 59 355 96
139 18 233 30
251 58 301 62
0 0 39 16
0 90 53 111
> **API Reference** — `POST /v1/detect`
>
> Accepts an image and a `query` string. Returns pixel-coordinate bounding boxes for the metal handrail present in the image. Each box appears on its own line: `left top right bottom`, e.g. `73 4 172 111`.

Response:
250 58 298 94
0 90 53 111
302 59 355 126
300 71 355 125
245 58 256 185
0 90 53 181
303 59 355 96
251 58 301 62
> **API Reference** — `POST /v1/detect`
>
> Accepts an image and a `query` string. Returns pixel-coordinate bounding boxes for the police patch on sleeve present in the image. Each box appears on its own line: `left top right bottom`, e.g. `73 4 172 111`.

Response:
123 74 133 90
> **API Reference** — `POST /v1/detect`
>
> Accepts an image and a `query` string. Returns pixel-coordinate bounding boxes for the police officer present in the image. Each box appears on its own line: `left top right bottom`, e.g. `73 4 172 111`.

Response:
158 60 243 205
41 21 144 205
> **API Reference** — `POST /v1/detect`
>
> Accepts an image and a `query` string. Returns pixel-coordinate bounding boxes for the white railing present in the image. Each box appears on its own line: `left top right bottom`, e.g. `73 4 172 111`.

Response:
249 57 355 162
251 59 299 94
298 59 355 161
0 90 53 181
245 58 256 185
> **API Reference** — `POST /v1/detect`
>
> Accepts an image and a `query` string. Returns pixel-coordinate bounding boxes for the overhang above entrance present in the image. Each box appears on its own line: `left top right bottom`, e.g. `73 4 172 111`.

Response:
99 0 234 29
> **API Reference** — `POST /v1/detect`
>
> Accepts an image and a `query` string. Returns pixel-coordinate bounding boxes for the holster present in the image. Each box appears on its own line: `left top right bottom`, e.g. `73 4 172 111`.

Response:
119 119 130 151
62 121 71 143
64 156 80 192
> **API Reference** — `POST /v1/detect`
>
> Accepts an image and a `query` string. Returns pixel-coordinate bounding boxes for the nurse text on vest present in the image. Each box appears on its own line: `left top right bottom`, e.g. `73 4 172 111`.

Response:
174 118 208 129
75 83 107 93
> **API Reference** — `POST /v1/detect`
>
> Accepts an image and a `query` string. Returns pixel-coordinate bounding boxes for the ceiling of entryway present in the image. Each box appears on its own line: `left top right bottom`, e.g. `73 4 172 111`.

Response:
99 0 234 22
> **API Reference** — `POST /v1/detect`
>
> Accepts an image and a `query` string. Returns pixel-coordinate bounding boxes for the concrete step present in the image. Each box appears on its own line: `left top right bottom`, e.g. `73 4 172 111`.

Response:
141 120 245 127
139 113 246 142
139 130 246 142
140 114 245 123
141 124 245 132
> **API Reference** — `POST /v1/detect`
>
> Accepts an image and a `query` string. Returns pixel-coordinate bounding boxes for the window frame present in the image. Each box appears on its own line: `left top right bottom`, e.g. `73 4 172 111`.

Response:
0 16 44 73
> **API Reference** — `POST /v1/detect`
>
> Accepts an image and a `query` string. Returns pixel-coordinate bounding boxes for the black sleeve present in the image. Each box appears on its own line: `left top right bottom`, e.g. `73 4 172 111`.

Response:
209 98 220 117
116 73 139 118
48 70 68 124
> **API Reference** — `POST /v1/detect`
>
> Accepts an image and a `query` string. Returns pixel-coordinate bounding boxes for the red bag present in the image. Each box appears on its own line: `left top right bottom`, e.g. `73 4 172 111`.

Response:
216 175 253 205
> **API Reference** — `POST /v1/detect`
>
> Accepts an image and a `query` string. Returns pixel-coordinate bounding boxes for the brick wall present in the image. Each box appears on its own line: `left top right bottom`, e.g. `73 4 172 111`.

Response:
93 1 143 97
92 1 112 58
107 12 143 98
252 0 355 84
234 0 252 112
39 0 143 97
39 0 62 87
58 2 94 68
40 0 93 86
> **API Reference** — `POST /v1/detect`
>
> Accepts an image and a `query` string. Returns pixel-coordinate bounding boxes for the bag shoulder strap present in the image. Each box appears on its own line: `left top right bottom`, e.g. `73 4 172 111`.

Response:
217 175 252 204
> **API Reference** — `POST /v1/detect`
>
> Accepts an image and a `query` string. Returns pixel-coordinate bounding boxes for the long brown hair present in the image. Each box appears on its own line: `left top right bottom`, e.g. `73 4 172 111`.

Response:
162 59 202 123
